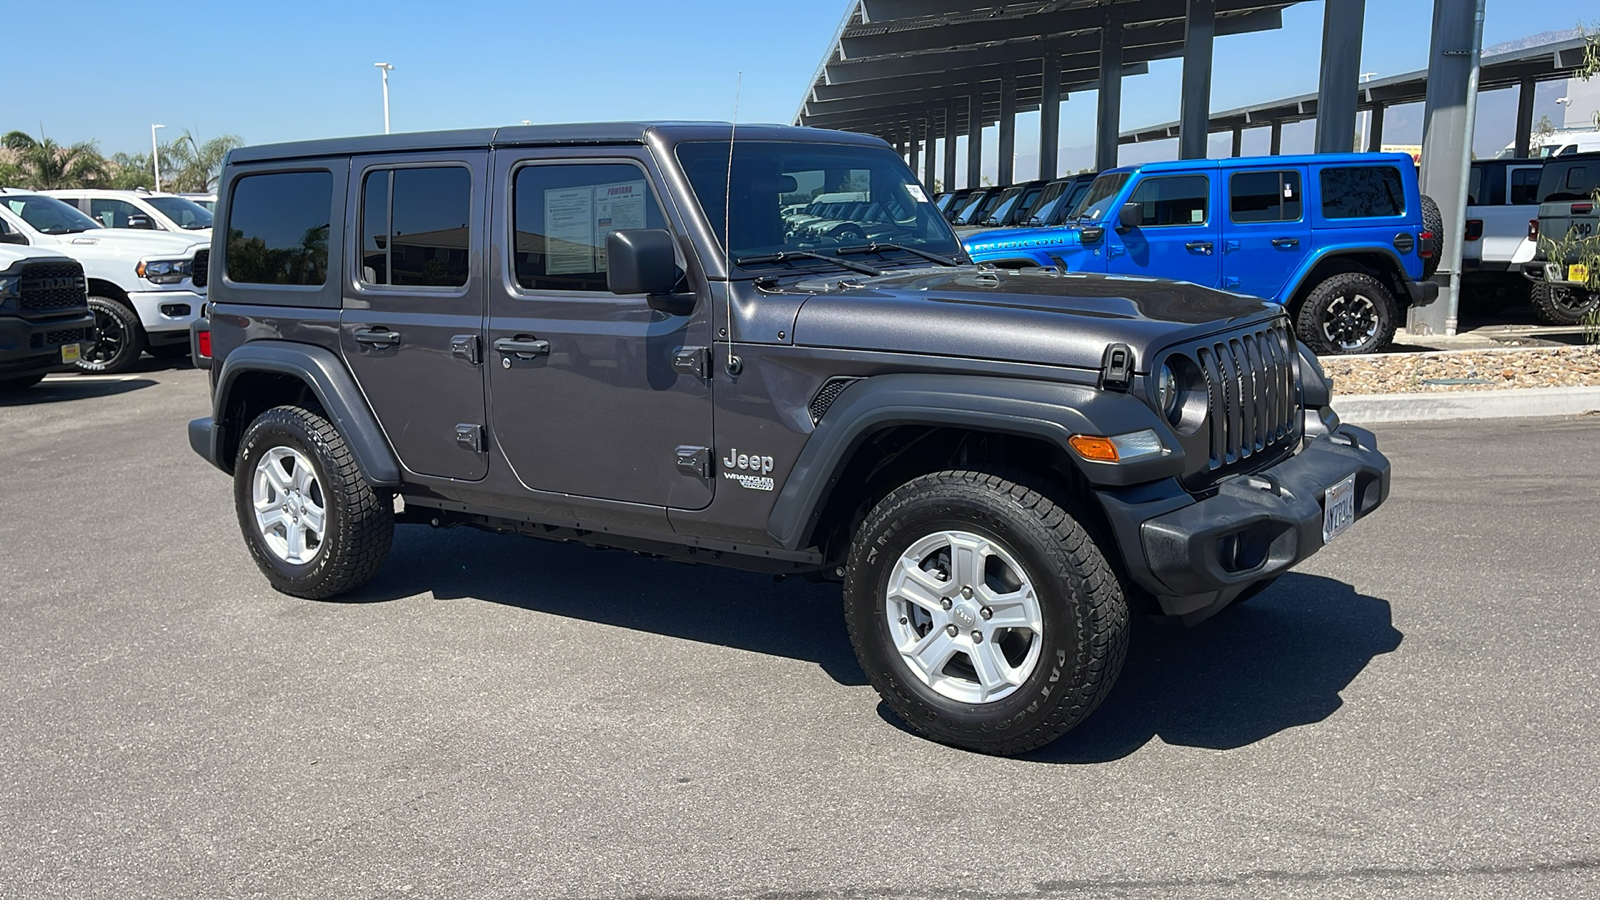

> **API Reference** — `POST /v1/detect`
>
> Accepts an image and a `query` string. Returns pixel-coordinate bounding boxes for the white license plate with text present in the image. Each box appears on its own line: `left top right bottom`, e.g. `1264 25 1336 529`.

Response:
1322 474 1357 544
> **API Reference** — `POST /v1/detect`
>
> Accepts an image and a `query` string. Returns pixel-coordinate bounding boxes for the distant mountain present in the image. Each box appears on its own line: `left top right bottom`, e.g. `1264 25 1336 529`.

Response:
1484 28 1584 56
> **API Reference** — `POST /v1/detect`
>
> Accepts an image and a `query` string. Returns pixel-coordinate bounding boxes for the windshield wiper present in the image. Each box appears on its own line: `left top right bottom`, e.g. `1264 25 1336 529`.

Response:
836 242 962 267
734 250 882 277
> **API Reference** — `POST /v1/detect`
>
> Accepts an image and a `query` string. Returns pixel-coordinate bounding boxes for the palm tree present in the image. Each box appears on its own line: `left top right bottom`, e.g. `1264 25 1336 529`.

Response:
1 131 110 189
162 130 243 193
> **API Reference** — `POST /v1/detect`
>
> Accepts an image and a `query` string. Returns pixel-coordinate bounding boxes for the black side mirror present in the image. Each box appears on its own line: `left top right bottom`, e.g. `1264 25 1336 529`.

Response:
127 214 155 229
0 229 25 245
606 229 691 314
1117 202 1141 232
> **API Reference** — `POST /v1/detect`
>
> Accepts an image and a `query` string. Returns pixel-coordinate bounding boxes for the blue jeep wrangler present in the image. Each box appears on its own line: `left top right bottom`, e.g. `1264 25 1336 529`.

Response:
963 153 1442 355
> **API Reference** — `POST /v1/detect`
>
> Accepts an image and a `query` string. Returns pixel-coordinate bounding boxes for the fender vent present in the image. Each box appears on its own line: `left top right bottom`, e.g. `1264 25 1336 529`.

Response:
808 377 859 424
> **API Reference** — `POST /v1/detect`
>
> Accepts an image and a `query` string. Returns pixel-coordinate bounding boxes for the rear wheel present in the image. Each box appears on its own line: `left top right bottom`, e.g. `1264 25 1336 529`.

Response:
1530 281 1600 326
77 296 146 374
1295 271 1398 356
843 469 1129 755
234 405 394 599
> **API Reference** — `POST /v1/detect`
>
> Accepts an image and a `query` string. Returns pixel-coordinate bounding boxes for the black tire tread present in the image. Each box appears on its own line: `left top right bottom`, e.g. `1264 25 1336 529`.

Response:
78 296 146 374
1529 280 1600 326
1420 195 1444 280
235 405 393 599
1294 270 1398 356
844 468 1128 755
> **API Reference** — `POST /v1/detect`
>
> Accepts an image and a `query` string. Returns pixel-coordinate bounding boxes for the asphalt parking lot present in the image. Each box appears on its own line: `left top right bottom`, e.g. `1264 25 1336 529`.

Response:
3 364 1598 899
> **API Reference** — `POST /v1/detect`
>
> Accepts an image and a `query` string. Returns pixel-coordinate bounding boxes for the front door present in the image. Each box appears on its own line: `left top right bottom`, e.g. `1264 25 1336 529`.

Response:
485 152 714 510
341 151 489 481
1105 173 1221 287
1220 166 1310 301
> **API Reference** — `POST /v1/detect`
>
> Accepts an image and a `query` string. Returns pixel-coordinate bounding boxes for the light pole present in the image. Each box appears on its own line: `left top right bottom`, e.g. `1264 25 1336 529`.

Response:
374 63 394 134
151 123 165 191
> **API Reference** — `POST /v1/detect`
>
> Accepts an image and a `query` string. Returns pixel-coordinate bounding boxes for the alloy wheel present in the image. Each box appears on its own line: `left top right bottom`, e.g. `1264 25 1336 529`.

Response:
252 446 326 565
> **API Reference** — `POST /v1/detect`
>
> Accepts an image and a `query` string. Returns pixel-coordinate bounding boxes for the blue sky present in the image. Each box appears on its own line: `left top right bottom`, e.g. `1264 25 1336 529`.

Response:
4 1 1596 176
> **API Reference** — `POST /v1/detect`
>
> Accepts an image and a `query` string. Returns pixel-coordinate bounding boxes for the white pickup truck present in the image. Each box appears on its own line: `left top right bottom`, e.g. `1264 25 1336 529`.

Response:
0 189 207 372
1462 158 1543 308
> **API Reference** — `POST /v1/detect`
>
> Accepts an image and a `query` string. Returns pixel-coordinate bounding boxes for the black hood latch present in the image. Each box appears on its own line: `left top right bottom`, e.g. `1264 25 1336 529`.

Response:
1100 343 1134 392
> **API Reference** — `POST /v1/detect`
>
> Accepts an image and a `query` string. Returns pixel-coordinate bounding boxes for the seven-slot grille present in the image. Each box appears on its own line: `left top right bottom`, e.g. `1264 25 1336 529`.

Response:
191 248 209 288
1191 323 1299 470
18 262 87 313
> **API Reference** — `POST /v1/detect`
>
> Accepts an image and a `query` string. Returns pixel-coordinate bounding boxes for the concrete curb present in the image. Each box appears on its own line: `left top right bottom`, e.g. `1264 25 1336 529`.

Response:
1335 385 1600 424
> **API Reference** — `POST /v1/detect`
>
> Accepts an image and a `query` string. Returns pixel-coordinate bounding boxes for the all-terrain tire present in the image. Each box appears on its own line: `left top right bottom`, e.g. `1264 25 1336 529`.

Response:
843 469 1129 755
234 405 394 599
0 373 45 391
1295 271 1398 356
1420 195 1444 280
1530 280 1600 326
77 296 146 374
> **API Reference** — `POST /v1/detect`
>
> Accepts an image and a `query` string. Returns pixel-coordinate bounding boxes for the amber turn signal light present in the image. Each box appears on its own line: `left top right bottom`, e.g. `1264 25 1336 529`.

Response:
1068 434 1120 462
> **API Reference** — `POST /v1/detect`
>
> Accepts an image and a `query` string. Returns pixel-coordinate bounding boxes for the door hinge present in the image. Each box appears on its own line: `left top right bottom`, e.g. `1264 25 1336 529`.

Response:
455 424 485 453
450 334 481 366
676 445 710 478
673 346 710 380
1100 343 1134 392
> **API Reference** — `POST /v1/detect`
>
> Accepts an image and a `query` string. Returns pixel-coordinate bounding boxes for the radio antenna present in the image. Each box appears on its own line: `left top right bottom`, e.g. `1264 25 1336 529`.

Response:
722 72 742 375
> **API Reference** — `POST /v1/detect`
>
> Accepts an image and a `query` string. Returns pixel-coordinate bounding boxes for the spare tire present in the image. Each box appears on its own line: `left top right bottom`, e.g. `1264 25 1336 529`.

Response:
1419 195 1444 280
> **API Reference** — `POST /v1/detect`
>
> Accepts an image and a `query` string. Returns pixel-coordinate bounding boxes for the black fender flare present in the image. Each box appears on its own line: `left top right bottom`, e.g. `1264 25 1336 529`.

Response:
765 373 1182 550
211 341 401 486
1282 246 1411 306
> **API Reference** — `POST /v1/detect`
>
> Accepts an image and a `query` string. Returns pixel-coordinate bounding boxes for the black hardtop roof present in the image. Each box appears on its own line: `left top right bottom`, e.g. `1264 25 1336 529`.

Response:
227 122 888 165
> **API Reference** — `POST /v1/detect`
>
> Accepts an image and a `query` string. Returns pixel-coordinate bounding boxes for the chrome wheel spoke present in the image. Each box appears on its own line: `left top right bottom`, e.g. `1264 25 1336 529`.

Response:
981 586 1041 632
948 533 988 591
967 642 1018 699
905 628 960 679
889 556 951 615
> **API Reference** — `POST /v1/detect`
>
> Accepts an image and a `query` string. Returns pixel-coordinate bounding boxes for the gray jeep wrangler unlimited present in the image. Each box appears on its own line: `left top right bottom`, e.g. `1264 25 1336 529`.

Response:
188 124 1390 754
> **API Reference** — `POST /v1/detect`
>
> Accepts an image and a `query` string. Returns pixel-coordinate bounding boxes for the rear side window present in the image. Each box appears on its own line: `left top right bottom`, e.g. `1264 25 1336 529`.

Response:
1128 175 1209 227
1509 168 1541 205
1320 166 1405 219
1229 171 1303 223
360 166 471 287
225 172 333 286
511 162 669 292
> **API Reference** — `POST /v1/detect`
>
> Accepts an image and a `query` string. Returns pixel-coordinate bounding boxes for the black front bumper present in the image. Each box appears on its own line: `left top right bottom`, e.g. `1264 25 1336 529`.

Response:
0 312 96 377
1096 421 1390 623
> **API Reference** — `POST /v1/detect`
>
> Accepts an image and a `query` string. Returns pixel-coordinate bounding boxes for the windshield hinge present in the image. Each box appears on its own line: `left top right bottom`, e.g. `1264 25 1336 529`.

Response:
1100 343 1135 392
673 346 710 380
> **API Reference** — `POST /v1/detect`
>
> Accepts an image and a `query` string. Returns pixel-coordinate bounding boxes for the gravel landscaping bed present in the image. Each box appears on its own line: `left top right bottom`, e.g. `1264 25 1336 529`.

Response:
1322 345 1600 395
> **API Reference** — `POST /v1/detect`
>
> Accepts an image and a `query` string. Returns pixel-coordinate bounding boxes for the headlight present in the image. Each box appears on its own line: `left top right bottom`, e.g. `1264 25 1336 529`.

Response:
136 258 192 284
1157 364 1179 420
0 275 18 300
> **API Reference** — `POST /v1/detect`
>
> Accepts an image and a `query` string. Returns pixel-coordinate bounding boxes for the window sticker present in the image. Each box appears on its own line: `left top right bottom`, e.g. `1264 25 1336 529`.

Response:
543 179 647 274
906 183 929 203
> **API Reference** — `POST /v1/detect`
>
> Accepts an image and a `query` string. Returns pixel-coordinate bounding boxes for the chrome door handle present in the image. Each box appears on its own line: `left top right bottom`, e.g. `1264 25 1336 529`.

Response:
353 327 401 347
494 337 551 359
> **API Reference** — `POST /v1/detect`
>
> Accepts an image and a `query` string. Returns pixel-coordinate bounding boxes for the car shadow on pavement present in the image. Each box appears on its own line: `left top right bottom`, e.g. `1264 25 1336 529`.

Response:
1020 573 1402 763
343 524 870 686
0 377 157 406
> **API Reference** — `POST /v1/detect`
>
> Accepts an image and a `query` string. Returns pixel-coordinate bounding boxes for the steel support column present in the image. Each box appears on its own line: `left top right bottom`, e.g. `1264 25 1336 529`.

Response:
1231 127 1243 157
923 114 938 189
1412 0 1486 338
1367 103 1385 151
1096 17 1124 172
1270 121 1282 155
1314 0 1367 153
1039 51 1063 180
1514 77 1536 157
1179 0 1216 160
943 99 959 192
908 125 921 177
967 96 983 188
998 71 1017 186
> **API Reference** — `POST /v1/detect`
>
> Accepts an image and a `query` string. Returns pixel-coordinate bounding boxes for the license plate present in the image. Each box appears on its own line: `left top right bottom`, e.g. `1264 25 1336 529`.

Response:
60 343 82 364
1322 475 1357 544
1569 263 1590 284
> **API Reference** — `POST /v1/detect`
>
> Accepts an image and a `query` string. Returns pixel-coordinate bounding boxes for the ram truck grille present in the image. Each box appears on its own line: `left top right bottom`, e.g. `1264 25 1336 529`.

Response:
18 262 88 314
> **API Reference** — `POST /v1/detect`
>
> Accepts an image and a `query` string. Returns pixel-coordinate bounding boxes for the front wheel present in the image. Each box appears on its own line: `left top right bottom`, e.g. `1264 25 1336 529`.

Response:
234 405 394 599
1295 271 1398 356
1530 281 1600 325
77 296 147 374
843 469 1129 755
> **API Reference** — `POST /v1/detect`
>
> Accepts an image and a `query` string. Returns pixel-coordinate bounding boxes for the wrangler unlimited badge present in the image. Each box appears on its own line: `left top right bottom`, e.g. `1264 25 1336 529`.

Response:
722 448 776 492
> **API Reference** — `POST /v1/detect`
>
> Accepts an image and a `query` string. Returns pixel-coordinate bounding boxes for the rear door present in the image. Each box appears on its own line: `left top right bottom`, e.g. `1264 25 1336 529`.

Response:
1220 166 1310 301
484 150 714 509
1104 172 1221 287
340 152 489 481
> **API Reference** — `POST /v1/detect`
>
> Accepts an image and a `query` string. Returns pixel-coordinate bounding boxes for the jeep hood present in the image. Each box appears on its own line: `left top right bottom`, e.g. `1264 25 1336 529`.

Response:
791 268 1281 372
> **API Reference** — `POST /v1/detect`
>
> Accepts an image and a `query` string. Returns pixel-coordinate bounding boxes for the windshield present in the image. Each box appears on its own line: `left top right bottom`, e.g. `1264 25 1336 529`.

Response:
1068 173 1132 222
1026 182 1070 224
3 195 102 234
146 196 214 230
677 140 961 268
987 190 1024 224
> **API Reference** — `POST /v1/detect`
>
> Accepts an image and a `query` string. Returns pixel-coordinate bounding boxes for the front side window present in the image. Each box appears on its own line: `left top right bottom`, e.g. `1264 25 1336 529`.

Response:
145 196 214 230
1127 175 1210 227
360 166 471 287
225 171 332 286
1068 173 1132 223
512 162 669 292
4 195 100 234
1320 166 1405 218
676 141 959 271
1229 170 1303 224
